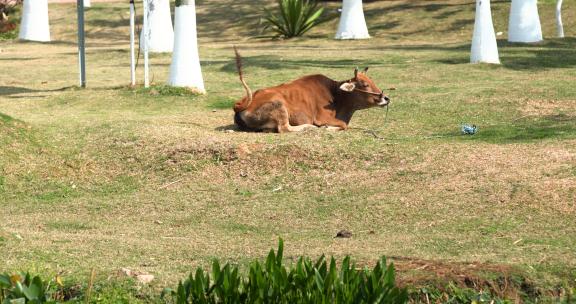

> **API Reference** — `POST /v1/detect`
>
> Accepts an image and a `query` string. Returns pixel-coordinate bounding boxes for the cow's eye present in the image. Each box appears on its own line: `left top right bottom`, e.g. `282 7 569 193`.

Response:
359 82 368 88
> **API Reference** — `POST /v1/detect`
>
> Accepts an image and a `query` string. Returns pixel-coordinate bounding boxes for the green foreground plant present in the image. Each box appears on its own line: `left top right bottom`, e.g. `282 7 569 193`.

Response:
0 0 20 40
262 0 327 38
0 272 56 303
412 284 513 304
162 239 408 303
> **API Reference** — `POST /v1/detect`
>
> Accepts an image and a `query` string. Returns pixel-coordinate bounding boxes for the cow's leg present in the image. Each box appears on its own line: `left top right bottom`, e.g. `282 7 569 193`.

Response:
246 101 316 133
321 121 347 131
325 126 344 131
314 116 348 131
240 101 284 131
273 105 318 133
285 124 318 132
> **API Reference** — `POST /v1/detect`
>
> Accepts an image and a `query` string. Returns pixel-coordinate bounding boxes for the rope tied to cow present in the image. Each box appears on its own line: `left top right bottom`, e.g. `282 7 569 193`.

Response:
350 86 394 140
362 104 389 140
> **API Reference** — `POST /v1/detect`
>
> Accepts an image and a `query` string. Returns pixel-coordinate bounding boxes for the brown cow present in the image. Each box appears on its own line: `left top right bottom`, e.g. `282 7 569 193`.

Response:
233 48 390 133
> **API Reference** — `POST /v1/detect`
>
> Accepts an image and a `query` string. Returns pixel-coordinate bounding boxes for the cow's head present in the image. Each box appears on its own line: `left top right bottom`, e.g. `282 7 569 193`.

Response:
339 67 390 108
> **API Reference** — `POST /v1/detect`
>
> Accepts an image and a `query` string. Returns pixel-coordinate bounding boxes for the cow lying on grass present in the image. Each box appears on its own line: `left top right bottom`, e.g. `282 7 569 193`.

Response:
232 48 390 133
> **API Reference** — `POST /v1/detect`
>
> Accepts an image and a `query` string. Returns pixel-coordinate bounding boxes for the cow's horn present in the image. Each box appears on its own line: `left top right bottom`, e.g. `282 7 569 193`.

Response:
354 67 359 79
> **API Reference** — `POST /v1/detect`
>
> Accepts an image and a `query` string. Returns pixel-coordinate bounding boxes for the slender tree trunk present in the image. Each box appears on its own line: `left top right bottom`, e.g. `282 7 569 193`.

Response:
508 0 542 43
556 0 564 38
18 0 51 42
471 0 500 64
168 0 205 93
335 0 370 39
139 0 173 52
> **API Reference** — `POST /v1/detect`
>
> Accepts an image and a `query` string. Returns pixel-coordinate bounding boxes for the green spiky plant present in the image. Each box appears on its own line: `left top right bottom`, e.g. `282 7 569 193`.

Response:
161 239 408 303
262 0 327 39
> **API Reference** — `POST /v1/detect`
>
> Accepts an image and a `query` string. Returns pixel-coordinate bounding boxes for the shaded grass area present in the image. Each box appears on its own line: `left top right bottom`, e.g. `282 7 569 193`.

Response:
467 114 576 143
428 113 576 144
437 38 576 71
1 0 575 302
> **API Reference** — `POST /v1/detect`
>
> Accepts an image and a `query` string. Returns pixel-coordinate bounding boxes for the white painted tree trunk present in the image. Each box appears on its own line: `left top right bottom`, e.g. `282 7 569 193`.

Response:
508 0 542 43
130 1 136 86
335 0 370 39
84 0 90 8
143 0 149 87
556 0 564 38
18 0 51 42
168 0 205 93
139 0 174 53
471 0 500 64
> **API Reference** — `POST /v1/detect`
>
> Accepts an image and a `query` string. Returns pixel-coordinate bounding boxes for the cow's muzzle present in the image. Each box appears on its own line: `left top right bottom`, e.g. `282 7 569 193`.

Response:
377 95 390 106
353 88 390 106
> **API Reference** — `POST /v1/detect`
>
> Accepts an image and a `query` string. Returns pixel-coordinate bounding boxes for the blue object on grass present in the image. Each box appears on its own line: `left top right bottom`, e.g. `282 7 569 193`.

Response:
461 124 477 135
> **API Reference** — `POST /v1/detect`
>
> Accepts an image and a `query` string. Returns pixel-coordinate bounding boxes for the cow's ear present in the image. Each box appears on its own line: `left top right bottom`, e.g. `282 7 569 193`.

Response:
340 82 356 92
363 67 369 74
354 67 359 79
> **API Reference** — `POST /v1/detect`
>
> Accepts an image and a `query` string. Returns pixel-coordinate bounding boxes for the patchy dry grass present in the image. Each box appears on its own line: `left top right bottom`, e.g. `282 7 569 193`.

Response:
1 0 575 298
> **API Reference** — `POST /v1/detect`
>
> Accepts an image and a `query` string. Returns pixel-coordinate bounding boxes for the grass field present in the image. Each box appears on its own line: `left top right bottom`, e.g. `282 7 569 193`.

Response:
1 0 575 300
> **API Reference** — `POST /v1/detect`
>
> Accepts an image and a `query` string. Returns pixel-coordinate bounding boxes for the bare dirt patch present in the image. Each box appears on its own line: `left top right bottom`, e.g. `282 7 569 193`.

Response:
392 257 541 302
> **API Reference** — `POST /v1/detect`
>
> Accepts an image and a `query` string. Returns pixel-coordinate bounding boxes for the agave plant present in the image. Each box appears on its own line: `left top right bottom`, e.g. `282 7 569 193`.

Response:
262 0 327 39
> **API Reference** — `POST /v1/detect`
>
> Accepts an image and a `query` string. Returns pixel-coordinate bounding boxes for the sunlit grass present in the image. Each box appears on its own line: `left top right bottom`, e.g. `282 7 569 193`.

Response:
0 0 574 298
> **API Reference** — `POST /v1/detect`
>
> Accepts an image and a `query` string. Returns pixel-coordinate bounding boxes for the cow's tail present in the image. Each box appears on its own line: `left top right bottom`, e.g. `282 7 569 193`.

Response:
233 46 253 112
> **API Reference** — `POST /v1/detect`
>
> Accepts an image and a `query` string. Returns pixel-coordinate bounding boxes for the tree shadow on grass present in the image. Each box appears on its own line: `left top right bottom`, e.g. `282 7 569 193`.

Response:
84 12 131 43
363 0 489 36
48 40 77 46
0 86 75 97
453 114 576 144
0 86 38 96
363 0 506 17
212 55 390 74
240 41 470 53
433 38 576 70
499 38 576 70
0 112 14 122
0 57 41 61
364 1 474 16
196 1 264 41
370 20 402 33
